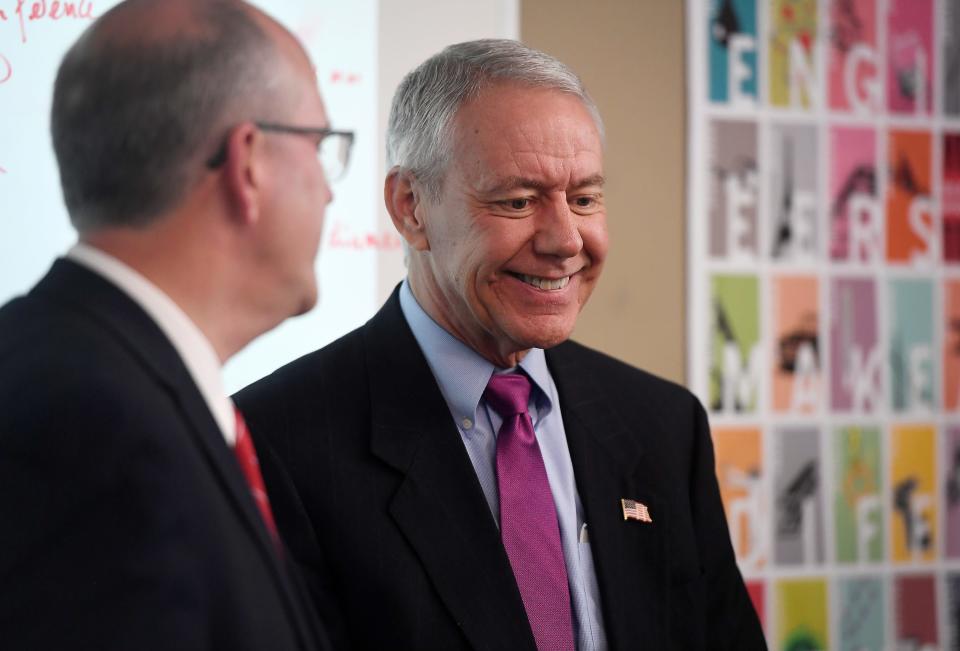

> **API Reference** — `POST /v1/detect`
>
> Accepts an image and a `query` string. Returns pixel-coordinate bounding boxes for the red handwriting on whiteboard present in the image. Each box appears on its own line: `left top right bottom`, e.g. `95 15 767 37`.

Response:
0 54 10 83
329 70 361 85
327 222 403 251
14 0 95 43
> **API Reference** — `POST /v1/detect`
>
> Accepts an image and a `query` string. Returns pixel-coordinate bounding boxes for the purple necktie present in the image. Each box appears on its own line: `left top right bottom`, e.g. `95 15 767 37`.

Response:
484 372 575 651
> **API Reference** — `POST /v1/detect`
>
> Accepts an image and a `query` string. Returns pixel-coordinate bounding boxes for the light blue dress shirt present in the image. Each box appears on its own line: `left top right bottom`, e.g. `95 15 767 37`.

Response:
399 280 608 651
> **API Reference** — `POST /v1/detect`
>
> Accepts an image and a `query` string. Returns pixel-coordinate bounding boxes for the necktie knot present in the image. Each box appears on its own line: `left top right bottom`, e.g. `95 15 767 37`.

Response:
483 372 532 417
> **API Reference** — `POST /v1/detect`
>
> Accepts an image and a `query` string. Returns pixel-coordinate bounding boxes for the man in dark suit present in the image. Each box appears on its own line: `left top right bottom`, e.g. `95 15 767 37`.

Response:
237 40 766 650
0 1 350 648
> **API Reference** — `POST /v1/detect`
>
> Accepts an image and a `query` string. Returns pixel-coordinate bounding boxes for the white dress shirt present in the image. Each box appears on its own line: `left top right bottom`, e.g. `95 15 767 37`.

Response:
399 280 608 651
67 243 236 444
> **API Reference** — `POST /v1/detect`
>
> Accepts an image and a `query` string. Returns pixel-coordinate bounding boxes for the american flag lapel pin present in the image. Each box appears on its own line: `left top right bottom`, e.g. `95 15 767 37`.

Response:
621 498 652 523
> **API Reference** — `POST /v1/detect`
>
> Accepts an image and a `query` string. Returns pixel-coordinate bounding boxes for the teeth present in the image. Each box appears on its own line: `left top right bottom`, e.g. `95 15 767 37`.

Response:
518 274 570 290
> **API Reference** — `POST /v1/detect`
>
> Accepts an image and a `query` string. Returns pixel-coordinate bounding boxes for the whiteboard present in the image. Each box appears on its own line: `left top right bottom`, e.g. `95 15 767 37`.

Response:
0 0 517 392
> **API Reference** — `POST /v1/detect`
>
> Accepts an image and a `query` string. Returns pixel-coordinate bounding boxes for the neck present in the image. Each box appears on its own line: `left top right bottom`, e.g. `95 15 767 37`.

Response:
406 267 529 369
82 226 266 364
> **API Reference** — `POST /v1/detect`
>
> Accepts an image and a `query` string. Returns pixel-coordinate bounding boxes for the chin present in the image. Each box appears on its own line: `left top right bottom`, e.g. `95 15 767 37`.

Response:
291 286 318 317
511 321 576 352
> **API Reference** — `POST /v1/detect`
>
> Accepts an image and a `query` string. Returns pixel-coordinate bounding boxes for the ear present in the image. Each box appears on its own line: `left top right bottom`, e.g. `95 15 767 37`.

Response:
384 166 430 251
221 122 265 226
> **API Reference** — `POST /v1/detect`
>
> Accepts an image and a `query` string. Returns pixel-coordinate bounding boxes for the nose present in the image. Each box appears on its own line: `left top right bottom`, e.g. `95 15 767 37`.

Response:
534 195 583 258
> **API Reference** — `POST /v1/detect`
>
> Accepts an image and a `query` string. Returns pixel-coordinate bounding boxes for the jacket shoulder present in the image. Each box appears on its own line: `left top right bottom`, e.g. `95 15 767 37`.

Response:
235 324 367 408
0 292 153 397
552 339 698 408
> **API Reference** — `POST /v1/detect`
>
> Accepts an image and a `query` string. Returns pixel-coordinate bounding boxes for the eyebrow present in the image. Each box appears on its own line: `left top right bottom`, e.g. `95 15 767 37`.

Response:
481 174 606 195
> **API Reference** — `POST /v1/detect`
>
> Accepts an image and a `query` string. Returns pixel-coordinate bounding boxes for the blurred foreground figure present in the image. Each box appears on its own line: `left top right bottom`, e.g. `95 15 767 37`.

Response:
0 1 349 649
237 39 766 650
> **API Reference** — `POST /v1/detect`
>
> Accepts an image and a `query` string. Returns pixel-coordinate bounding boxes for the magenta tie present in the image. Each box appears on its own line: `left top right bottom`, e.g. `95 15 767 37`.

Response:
484 372 575 651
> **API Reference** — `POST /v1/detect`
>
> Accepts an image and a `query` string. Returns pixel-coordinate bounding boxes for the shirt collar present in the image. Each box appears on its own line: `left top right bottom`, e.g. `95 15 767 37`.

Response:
516 343 555 418
67 242 236 444
398 279 554 422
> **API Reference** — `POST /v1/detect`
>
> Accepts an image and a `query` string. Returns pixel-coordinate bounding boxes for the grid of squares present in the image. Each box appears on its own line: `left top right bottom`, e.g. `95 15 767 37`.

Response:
687 0 960 648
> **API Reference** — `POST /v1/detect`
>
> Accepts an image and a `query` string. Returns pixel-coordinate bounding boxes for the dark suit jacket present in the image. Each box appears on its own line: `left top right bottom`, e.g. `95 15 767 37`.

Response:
0 259 329 651
235 288 766 650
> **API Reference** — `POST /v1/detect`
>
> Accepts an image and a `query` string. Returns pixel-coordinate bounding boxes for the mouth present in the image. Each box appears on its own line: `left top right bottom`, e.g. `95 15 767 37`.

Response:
508 272 571 291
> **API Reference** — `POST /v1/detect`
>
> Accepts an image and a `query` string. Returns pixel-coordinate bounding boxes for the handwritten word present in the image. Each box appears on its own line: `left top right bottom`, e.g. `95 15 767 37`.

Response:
327 222 402 251
329 70 361 85
0 165 7 174
0 54 10 84
13 0 95 43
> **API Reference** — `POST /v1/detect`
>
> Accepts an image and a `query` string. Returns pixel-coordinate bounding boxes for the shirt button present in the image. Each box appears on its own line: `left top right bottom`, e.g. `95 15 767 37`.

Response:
462 418 473 430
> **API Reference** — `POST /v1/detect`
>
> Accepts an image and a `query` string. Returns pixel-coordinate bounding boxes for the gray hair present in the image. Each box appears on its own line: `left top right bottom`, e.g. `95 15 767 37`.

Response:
51 0 284 232
386 38 603 199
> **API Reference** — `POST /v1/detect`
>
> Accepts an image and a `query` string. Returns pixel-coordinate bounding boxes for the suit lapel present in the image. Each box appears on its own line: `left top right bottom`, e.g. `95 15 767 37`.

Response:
34 259 321 651
169 371 323 650
364 291 536 651
547 343 667 651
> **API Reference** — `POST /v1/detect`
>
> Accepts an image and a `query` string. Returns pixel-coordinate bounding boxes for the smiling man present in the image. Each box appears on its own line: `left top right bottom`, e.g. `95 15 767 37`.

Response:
235 39 766 651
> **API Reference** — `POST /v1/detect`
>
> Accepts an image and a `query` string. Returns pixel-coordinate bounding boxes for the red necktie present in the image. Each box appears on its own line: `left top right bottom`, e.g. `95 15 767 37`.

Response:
484 372 575 651
233 407 280 547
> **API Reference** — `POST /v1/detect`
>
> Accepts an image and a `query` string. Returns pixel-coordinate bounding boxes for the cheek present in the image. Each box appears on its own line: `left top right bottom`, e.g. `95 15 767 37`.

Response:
443 224 502 278
582 218 609 267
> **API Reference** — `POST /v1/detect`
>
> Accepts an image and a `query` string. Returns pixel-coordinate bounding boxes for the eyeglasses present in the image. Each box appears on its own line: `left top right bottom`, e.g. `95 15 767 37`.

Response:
206 121 355 182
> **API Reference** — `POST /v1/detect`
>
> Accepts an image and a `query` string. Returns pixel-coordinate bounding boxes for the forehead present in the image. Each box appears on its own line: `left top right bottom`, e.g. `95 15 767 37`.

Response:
295 69 328 121
283 60 328 128
449 83 603 190
258 12 328 122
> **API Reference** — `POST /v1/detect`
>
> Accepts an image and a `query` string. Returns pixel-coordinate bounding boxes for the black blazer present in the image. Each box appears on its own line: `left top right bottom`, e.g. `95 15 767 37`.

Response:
0 259 329 651
236 288 767 651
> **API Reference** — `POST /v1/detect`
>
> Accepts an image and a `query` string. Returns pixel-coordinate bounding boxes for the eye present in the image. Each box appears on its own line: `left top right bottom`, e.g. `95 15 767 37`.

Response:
495 197 534 213
571 193 603 213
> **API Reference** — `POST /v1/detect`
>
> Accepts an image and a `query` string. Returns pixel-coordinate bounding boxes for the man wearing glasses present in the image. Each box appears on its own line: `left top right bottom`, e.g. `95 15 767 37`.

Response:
0 1 348 649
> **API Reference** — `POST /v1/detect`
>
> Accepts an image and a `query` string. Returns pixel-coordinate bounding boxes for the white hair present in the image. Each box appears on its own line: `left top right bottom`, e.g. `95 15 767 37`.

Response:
386 38 604 199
